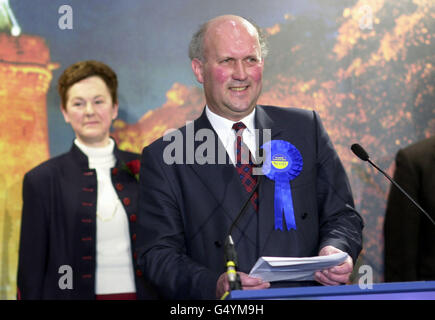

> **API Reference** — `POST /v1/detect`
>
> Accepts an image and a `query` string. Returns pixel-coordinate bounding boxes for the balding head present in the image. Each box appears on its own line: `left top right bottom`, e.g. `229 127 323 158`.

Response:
190 15 265 121
188 15 268 62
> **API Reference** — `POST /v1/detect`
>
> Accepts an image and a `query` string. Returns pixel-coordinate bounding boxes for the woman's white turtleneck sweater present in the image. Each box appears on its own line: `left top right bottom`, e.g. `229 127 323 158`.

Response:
74 139 136 294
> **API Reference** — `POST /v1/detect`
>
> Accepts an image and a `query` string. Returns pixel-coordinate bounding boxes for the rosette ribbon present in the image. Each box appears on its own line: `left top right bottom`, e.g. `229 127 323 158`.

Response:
261 140 303 230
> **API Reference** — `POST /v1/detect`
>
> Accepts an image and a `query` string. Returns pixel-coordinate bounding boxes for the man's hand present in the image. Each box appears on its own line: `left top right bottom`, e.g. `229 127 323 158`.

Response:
216 271 270 299
314 245 353 286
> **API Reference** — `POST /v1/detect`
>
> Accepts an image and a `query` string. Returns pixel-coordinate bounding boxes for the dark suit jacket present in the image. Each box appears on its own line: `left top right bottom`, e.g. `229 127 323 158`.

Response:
17 141 157 299
384 136 435 282
137 106 363 299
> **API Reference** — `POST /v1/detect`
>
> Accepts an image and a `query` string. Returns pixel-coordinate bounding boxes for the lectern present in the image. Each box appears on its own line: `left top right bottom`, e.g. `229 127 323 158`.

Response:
228 281 435 299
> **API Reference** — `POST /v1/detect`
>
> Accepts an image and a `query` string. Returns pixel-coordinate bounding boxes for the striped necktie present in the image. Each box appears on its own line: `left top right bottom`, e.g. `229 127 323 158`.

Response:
232 122 258 211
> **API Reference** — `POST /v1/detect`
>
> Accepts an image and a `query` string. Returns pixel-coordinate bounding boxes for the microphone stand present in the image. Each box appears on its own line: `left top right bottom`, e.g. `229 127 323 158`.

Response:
367 158 435 226
351 143 435 226
224 174 263 296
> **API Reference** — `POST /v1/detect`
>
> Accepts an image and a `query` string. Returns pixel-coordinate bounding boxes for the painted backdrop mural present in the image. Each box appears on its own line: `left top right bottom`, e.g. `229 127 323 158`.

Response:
0 0 434 299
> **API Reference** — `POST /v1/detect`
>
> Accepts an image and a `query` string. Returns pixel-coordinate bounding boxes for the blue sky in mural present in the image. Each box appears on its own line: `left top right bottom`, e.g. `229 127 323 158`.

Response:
10 0 347 156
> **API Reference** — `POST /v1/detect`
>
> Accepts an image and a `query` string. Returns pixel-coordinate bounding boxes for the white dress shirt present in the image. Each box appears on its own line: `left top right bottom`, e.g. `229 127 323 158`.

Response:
205 106 257 165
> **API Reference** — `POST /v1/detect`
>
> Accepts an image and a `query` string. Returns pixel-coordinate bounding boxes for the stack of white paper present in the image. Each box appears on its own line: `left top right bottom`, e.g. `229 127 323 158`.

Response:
249 252 348 282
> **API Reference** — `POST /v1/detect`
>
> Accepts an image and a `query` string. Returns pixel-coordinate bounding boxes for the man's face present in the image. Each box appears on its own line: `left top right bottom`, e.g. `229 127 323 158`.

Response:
192 18 264 121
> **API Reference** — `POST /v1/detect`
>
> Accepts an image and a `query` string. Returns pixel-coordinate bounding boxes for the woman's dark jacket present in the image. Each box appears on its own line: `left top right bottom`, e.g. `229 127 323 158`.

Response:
17 142 157 299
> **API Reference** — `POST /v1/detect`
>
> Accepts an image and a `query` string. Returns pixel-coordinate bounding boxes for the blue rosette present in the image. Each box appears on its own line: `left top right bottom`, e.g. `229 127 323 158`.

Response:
261 140 303 230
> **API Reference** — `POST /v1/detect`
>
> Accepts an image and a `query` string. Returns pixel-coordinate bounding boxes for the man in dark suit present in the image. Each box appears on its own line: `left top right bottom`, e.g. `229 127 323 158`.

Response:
384 136 435 282
137 15 363 299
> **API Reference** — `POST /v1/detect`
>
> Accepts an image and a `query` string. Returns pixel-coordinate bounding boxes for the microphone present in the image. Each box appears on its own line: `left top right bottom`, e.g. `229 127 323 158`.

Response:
224 174 263 292
224 235 241 291
350 143 435 226
350 143 369 161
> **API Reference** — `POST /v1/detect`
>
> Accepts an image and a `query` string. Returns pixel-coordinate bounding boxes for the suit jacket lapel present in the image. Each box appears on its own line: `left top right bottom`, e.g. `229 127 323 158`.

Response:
255 106 286 255
188 108 257 244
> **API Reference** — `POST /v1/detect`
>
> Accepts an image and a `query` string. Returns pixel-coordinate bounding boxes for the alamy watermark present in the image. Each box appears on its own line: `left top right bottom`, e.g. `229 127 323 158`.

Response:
58 265 73 290
162 121 272 175
56 263 375 291
359 5 373 30
358 264 373 289
58 5 73 30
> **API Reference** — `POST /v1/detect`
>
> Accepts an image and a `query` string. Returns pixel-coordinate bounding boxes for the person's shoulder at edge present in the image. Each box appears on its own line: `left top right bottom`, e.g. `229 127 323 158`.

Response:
399 135 435 157
256 105 318 129
24 150 73 181
258 104 315 117
116 148 140 161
